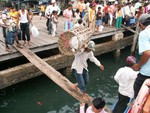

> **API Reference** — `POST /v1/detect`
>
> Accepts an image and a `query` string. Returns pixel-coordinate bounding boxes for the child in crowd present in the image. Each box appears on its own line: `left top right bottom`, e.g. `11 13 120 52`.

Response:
75 9 81 23
80 97 108 113
74 19 83 28
96 7 102 32
39 4 46 20
113 56 139 113
136 6 143 19
51 10 58 37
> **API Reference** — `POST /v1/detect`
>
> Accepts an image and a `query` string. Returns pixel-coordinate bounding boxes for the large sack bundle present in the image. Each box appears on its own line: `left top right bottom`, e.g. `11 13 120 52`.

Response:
58 26 92 55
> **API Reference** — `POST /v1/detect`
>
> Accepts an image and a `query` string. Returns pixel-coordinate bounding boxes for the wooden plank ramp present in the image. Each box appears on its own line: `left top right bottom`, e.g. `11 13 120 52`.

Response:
13 45 92 103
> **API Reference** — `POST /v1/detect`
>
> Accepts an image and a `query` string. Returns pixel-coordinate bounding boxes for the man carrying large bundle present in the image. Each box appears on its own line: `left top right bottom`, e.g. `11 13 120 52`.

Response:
71 41 104 100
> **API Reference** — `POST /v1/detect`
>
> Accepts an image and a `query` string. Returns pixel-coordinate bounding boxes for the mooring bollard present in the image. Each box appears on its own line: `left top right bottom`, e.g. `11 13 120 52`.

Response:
112 32 124 61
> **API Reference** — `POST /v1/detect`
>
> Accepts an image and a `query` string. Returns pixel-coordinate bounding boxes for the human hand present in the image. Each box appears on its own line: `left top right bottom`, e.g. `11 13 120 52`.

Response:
83 43 88 48
6 25 9 30
132 64 140 71
100 64 104 70
80 102 85 107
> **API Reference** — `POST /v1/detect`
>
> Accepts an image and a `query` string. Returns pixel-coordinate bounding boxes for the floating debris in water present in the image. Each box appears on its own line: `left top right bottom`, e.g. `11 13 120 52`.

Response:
37 101 42 106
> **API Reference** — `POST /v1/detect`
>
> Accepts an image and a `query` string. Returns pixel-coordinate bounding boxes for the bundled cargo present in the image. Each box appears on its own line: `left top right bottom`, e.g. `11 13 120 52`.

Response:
58 26 93 55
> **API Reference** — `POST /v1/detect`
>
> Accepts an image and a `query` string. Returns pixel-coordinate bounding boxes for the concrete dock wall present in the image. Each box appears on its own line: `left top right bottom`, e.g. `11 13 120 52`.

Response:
0 35 133 90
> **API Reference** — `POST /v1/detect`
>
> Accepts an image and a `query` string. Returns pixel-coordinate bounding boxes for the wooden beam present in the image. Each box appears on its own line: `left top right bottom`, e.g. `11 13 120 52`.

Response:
130 22 140 55
13 45 92 104
121 24 139 35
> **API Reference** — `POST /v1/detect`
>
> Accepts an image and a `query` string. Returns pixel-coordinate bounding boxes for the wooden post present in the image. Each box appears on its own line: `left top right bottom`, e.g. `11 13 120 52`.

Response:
121 23 140 55
130 22 140 55
112 32 124 60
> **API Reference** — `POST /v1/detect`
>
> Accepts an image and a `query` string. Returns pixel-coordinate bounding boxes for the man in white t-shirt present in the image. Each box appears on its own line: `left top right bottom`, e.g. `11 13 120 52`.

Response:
113 56 138 113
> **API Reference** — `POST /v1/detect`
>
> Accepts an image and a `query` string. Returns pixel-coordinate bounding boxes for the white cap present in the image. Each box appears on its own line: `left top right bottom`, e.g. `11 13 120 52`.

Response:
87 41 95 51
51 0 56 3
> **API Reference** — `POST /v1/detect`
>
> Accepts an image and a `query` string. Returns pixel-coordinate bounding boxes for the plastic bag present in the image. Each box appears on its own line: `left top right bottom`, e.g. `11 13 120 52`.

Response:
31 26 39 37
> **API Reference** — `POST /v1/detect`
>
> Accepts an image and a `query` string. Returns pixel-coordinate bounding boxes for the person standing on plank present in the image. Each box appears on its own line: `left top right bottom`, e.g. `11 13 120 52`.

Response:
71 41 104 100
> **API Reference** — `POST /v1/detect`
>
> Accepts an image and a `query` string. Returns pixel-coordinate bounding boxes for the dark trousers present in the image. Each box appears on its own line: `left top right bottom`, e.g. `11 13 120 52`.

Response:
46 18 50 28
104 13 109 25
46 18 52 34
134 73 150 98
2 26 8 47
20 23 30 41
113 92 130 113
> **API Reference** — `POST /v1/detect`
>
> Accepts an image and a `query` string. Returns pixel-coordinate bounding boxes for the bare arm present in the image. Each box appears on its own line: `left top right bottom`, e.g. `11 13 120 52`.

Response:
133 50 150 71
27 10 33 25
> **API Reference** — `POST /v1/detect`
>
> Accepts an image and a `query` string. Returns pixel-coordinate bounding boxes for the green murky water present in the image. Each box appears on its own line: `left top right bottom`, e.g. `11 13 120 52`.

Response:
0 46 134 113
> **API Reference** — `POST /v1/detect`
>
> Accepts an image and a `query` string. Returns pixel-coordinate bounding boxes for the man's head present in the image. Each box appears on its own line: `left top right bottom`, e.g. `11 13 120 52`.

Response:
98 7 101 11
52 10 57 15
86 41 95 52
78 19 83 24
126 56 136 67
21 3 26 10
139 14 150 30
5 3 12 11
92 97 106 112
67 4 73 10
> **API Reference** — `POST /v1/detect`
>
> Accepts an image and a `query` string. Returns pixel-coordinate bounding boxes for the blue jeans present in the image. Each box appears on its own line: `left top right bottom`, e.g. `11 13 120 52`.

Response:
96 20 102 26
64 21 73 31
73 69 89 92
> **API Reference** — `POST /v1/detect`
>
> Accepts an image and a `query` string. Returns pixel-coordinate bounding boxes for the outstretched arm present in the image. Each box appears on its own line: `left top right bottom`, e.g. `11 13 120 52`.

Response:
89 52 104 71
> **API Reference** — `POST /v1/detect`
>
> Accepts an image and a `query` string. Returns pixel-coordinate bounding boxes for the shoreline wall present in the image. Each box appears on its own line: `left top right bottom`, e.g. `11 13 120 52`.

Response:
0 35 133 90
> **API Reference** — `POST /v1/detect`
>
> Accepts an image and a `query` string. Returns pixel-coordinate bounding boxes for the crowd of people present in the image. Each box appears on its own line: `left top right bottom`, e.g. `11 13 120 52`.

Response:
42 0 150 35
0 2 33 52
1 0 150 51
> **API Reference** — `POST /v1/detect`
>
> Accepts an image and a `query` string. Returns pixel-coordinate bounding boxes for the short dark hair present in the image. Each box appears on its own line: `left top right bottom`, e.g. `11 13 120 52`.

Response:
78 19 83 24
92 97 105 110
52 10 57 14
98 7 101 9
76 9 79 13
5 3 12 8
68 4 72 8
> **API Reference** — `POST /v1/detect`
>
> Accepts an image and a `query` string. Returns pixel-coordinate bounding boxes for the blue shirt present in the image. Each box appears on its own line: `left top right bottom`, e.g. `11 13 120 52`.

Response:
138 25 150 76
